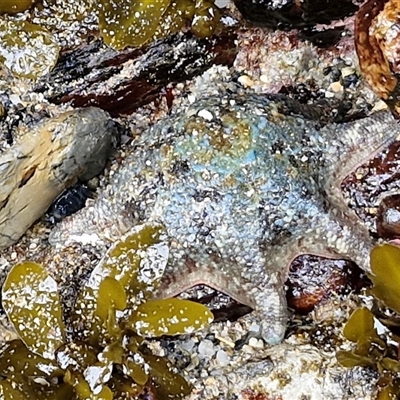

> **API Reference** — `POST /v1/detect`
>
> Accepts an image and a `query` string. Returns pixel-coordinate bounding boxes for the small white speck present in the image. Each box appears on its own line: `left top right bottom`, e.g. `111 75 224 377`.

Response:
198 109 214 121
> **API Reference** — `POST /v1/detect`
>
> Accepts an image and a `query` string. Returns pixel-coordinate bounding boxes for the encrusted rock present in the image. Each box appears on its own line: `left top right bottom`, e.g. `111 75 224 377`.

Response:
34 31 237 117
233 0 359 30
377 194 400 238
0 107 118 249
355 0 400 116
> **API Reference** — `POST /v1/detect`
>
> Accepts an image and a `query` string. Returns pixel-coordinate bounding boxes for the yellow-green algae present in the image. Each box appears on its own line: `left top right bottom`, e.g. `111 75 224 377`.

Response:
0 223 213 399
0 20 59 79
337 244 400 399
99 0 221 49
0 0 220 79
0 0 34 14
369 243 400 314
2 261 66 360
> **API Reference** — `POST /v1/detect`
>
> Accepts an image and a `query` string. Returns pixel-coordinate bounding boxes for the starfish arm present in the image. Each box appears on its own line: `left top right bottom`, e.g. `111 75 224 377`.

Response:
48 197 133 246
153 259 255 308
250 271 288 345
320 111 400 187
286 206 373 273
154 250 289 345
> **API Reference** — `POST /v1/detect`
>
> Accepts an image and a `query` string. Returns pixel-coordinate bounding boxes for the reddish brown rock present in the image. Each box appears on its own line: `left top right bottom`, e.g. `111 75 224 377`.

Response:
233 0 359 30
377 194 400 238
355 0 400 116
287 256 364 314
35 31 237 117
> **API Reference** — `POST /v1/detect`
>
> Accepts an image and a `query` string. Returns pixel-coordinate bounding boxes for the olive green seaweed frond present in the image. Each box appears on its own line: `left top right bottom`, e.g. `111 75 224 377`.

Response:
337 244 400 400
0 223 213 399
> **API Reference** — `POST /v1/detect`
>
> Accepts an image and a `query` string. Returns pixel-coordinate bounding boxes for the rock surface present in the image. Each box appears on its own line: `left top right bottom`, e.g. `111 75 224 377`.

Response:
0 1 399 398
34 31 238 117
0 107 117 249
355 0 400 116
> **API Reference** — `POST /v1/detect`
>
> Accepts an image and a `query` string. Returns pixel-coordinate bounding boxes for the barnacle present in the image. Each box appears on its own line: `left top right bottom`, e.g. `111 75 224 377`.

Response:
98 0 221 50
337 244 400 398
0 223 213 399
0 20 59 79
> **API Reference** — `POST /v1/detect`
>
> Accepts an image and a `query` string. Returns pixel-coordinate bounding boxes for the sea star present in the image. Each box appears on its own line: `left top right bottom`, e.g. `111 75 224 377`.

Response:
49 91 400 344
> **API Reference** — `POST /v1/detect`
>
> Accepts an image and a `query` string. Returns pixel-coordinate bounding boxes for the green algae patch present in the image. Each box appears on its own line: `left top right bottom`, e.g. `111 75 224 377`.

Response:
72 223 169 345
0 20 59 79
337 307 400 398
146 353 192 398
337 244 400 398
64 369 114 400
191 0 220 38
131 298 214 337
336 307 384 368
2 262 65 360
0 378 74 400
0 0 34 14
0 339 61 378
342 307 379 343
96 277 127 323
153 0 195 40
0 224 212 398
370 243 400 314
98 0 220 49
0 340 71 400
99 0 171 49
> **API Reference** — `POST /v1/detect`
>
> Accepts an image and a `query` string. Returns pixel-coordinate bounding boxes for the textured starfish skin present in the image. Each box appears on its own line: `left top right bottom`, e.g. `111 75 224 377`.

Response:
50 92 400 344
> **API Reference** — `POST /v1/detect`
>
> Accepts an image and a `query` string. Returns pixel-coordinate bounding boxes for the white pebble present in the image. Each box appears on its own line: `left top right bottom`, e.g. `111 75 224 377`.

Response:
216 349 230 366
198 109 214 121
238 75 254 88
181 338 196 352
248 337 264 349
198 339 216 359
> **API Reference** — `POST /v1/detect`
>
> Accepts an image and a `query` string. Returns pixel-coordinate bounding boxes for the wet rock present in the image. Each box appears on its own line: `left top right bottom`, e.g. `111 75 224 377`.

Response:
0 107 118 249
377 194 400 238
287 256 365 314
233 0 359 30
34 31 238 117
47 183 94 223
355 0 400 116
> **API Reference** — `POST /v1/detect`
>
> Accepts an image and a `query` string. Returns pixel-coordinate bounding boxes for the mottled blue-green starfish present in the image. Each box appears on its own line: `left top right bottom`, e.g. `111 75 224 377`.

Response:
50 92 400 344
